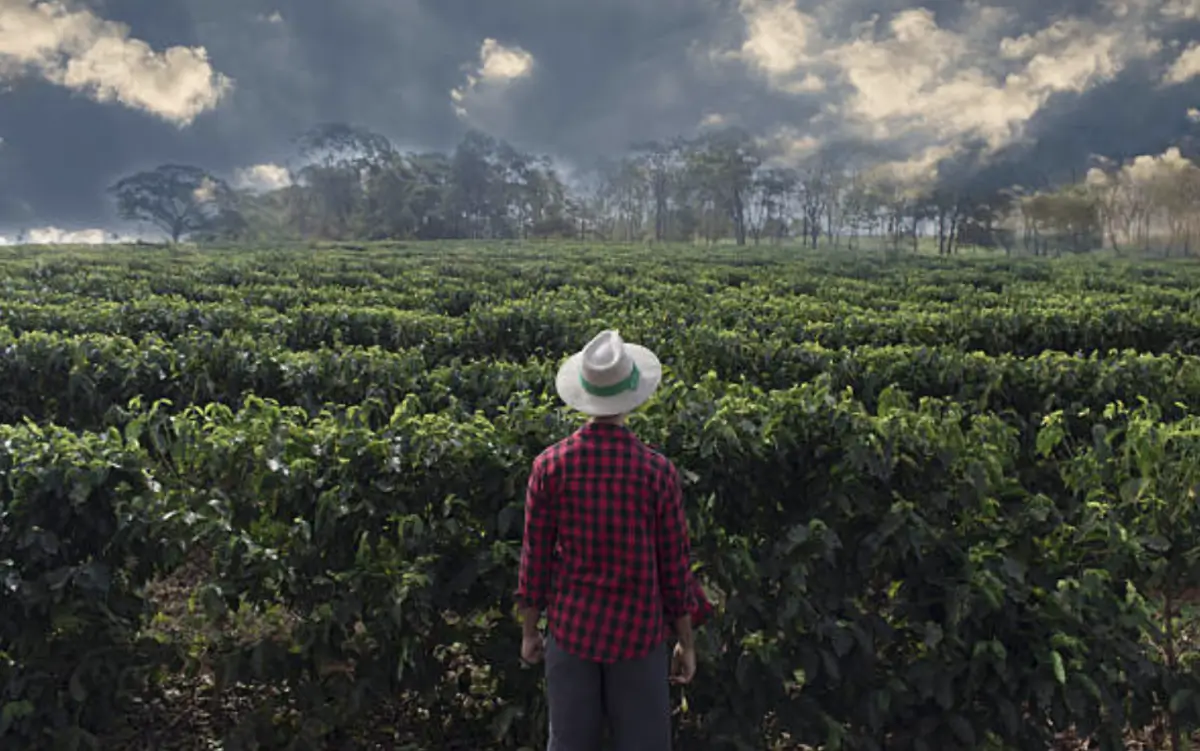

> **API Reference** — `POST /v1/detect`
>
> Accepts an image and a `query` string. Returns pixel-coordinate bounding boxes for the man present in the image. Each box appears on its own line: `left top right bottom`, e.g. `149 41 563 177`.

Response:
515 329 705 751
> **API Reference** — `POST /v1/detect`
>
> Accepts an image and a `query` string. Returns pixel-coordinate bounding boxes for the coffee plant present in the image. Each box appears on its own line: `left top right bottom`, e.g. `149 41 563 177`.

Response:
2 241 1200 749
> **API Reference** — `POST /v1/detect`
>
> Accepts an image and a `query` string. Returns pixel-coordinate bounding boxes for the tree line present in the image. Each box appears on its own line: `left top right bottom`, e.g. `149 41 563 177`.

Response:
102 122 1200 256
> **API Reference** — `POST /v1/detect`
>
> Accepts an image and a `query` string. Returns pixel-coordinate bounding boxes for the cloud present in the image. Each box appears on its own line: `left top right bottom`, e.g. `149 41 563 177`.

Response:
0 0 232 125
232 163 292 192
1121 146 1193 181
1164 43 1200 85
722 1 1163 184
1162 0 1200 20
1086 146 1195 196
759 124 821 164
2 0 1200 230
27 226 109 244
0 226 134 244
450 38 534 119
192 174 219 203
732 0 825 93
477 38 535 82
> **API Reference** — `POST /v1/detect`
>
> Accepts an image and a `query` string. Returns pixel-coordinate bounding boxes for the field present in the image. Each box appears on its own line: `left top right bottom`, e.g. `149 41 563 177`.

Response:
4 241 1200 750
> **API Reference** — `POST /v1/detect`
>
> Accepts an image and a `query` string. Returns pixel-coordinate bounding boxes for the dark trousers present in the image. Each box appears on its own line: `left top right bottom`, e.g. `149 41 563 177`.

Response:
545 635 672 751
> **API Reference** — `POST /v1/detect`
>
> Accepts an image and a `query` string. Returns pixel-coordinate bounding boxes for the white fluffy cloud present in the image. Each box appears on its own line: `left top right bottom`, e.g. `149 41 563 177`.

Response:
1164 43 1200 85
0 226 135 244
734 0 825 93
1085 146 1197 221
233 163 291 192
450 37 534 119
1089 145 1194 185
723 0 1165 183
0 0 232 125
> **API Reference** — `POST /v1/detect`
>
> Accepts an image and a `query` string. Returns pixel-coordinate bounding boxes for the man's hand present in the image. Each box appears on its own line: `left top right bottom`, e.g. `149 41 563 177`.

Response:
670 642 696 684
518 606 545 664
521 631 546 664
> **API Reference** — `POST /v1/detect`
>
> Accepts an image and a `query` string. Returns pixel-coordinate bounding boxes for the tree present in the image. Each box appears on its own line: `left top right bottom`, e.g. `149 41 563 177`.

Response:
1018 187 1102 256
596 156 649 242
297 122 395 170
1084 149 1200 257
94 120 1200 255
839 171 881 249
291 123 398 240
956 191 1015 253
448 130 506 239
108 165 237 243
685 128 762 245
797 158 834 248
748 167 797 244
406 153 454 239
630 139 687 242
924 189 963 255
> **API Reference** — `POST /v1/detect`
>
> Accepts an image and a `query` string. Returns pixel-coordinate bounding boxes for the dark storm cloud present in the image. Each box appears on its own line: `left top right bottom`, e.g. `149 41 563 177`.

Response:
945 22 1200 194
967 62 1200 193
418 0 743 156
1 0 1199 230
0 0 474 228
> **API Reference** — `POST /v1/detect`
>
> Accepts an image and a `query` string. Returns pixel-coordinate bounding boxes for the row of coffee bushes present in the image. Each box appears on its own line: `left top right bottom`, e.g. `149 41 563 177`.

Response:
3 383 1197 749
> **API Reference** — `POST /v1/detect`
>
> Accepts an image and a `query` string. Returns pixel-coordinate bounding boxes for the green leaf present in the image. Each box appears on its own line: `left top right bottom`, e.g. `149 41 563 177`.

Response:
0 700 35 733
1050 651 1066 685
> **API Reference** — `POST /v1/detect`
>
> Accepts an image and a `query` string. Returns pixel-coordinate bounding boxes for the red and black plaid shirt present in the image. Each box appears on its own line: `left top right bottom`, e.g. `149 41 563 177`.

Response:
516 421 707 663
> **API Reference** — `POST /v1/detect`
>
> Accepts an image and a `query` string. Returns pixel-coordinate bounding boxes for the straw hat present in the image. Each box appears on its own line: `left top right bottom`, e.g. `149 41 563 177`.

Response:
555 330 662 416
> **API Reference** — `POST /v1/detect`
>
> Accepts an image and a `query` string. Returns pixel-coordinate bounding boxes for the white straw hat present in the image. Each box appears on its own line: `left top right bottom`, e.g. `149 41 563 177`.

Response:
555 330 662 416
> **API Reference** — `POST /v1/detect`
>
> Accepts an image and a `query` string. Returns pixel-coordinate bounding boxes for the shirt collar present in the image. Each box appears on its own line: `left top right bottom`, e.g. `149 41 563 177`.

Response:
580 420 632 436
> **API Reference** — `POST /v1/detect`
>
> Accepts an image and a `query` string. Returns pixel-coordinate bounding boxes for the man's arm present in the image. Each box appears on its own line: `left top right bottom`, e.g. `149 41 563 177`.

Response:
674 613 694 648
520 605 541 639
655 463 692 643
515 461 555 632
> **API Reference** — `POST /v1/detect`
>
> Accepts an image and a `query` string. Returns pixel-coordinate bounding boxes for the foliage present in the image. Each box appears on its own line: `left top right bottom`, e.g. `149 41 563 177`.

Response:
0 420 182 747
103 123 1113 252
108 165 240 244
2 243 1200 749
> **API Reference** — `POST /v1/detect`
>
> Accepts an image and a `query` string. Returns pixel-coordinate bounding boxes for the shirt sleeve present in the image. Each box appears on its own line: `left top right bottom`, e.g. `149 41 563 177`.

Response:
515 460 555 611
655 462 691 621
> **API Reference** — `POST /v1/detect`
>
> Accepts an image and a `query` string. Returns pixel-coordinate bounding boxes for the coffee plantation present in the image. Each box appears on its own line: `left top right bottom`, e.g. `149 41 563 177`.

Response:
3 241 1200 750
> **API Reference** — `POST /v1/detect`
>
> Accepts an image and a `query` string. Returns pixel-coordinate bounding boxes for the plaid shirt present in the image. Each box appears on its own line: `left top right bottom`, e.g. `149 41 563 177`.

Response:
516 421 705 663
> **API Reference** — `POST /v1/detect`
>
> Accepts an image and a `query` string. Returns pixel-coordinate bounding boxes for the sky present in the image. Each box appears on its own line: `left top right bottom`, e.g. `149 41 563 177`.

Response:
1 0 1199 238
